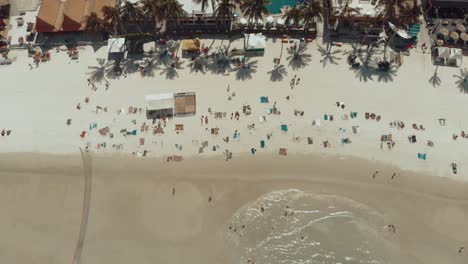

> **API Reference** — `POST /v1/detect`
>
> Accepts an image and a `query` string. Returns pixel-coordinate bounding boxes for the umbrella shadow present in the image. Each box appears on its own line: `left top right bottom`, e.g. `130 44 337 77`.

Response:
453 68 468 93
267 64 287 82
87 58 113 83
429 66 441 87
317 43 342 67
235 59 258 81
286 43 312 70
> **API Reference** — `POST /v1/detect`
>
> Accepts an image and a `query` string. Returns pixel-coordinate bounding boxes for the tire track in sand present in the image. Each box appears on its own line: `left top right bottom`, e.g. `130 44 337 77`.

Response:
72 148 93 264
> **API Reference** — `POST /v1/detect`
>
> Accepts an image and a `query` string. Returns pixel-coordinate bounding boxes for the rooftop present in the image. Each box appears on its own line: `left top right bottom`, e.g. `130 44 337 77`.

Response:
331 0 381 17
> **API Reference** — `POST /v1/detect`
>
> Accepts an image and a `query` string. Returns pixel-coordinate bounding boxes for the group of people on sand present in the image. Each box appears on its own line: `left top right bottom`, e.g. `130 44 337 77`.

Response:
1 129 12 136
290 75 301 89
372 171 397 180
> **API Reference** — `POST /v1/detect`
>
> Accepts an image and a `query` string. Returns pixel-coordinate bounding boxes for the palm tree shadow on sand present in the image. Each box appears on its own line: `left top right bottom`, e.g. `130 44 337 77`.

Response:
377 65 397 83
188 55 209 74
352 63 374 82
87 58 113 83
268 64 288 82
286 43 312 70
317 43 342 67
429 66 441 87
161 60 184 80
453 68 468 93
235 58 258 81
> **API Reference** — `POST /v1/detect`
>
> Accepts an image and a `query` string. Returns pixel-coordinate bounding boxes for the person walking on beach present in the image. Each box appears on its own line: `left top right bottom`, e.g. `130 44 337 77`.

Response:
172 187 175 196
372 171 379 179
205 116 208 125
391 173 396 179
201 115 204 125
459 247 464 254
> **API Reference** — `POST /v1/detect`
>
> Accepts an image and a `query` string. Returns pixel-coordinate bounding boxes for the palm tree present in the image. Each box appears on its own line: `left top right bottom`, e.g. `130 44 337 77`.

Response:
453 68 468 93
215 0 235 21
88 58 113 83
159 0 187 23
267 64 287 82
242 0 270 22
397 0 423 28
301 0 324 31
120 1 144 25
317 43 342 67
193 0 216 13
84 12 106 33
429 66 441 87
102 5 125 35
282 5 302 27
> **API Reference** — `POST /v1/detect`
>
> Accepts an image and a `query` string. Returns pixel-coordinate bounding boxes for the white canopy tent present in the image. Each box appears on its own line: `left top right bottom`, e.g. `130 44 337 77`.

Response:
107 38 126 53
244 33 266 56
434 47 463 67
145 93 175 118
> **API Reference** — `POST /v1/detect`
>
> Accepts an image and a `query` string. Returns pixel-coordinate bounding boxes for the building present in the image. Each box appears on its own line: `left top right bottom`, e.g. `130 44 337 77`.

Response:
328 0 384 37
35 0 116 33
145 92 196 119
166 0 231 33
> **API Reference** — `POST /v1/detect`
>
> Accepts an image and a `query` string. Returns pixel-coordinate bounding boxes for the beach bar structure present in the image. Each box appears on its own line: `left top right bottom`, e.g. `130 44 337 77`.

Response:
146 92 196 119
244 33 265 56
35 0 116 33
181 39 201 57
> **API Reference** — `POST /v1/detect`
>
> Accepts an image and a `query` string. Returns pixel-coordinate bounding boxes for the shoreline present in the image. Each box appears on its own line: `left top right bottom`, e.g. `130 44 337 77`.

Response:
0 152 467 263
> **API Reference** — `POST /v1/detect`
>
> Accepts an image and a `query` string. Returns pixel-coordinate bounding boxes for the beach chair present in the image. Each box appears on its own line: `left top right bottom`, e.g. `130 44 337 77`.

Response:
281 124 288 132
417 153 427 160
80 131 87 138
352 126 359 134
260 140 265 148
365 112 370 119
132 130 137 135
307 137 313 144
140 138 145 146
279 148 287 156
260 96 269 103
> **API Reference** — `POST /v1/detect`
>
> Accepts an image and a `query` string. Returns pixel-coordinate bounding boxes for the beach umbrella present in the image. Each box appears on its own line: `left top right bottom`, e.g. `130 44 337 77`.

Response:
457 24 466 32
266 16 274 24
450 31 459 41
256 18 264 27
461 32 468 44
239 18 247 26
435 39 444 46
439 28 449 38
276 18 284 28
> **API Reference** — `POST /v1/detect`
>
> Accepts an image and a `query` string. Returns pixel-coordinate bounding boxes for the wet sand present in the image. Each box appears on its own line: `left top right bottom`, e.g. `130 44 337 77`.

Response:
0 152 467 264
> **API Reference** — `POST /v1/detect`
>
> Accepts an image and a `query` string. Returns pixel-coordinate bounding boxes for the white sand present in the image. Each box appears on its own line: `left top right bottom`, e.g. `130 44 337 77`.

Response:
1 33 468 180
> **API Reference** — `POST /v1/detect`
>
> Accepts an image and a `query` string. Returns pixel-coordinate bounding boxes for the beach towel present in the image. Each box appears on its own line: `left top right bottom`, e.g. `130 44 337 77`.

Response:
307 137 313 144
260 140 265 148
281 124 288 132
417 153 427 160
351 112 358 118
140 138 145 146
352 126 359 134
324 114 328 121
132 130 137 136
260 96 269 103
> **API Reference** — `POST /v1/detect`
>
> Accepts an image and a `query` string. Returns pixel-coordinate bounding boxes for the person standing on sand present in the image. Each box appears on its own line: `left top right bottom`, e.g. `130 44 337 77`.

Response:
172 187 175 196
458 247 464 254
205 116 208 125
373 171 379 179
201 115 204 125
391 173 396 179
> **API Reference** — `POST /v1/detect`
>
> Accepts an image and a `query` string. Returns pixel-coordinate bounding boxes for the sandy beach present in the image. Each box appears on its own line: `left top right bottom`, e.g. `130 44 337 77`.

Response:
1 12 468 262
1 34 468 179
0 152 467 264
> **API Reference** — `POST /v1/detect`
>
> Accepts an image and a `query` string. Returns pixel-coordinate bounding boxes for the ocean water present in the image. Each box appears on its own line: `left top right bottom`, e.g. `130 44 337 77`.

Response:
267 0 300 14
225 189 406 264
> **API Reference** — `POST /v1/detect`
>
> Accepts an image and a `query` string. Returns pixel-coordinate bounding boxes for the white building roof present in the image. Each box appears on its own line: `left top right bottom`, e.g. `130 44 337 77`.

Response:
107 38 126 53
177 0 215 15
146 93 175 110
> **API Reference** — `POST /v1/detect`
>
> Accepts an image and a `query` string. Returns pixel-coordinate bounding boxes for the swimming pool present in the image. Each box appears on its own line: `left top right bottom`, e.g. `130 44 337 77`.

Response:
267 0 300 14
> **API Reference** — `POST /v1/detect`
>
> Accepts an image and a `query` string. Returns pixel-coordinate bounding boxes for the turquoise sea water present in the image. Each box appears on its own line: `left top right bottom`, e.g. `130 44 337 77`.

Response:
267 0 300 14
